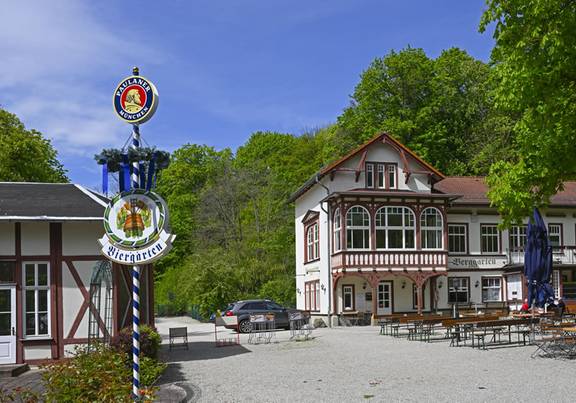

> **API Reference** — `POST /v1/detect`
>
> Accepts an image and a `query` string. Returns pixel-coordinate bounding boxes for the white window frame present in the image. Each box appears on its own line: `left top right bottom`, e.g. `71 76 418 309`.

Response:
365 163 374 188
448 224 467 254
343 285 354 311
509 225 527 251
305 280 320 312
306 222 319 262
377 164 385 189
346 206 370 250
482 277 502 302
481 224 500 254
421 207 443 250
387 164 396 189
548 224 562 250
22 262 51 338
375 206 416 250
333 208 341 252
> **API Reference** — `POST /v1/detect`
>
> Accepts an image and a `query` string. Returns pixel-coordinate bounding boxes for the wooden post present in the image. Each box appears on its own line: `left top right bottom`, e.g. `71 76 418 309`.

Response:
416 284 424 315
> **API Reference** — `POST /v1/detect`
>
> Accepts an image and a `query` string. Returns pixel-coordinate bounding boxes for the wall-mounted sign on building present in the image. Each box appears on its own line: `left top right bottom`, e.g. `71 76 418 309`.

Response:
99 189 175 265
448 256 508 269
113 75 159 124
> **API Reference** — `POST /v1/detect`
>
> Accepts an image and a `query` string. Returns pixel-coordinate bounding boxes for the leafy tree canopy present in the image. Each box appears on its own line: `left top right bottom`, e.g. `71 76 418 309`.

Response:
337 47 515 175
480 0 576 226
0 108 67 182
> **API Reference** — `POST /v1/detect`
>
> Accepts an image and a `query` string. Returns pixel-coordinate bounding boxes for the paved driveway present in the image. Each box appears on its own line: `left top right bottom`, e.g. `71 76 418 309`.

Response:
156 316 575 403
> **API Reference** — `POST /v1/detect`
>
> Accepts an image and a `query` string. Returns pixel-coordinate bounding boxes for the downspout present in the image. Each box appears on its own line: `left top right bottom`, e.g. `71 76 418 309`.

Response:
316 174 332 327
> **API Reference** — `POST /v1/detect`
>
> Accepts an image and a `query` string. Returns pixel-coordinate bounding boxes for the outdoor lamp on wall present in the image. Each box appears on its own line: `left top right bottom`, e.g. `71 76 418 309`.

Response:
296 288 301 295
362 282 367 290
320 283 326 292
438 280 443 289
475 280 480 288
401 280 406 289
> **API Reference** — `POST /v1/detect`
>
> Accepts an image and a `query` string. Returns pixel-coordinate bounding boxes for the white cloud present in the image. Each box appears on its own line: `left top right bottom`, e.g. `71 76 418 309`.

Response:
0 1 161 164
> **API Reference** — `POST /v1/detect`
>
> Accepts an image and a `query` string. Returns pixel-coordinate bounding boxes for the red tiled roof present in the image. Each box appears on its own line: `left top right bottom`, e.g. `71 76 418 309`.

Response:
435 177 576 206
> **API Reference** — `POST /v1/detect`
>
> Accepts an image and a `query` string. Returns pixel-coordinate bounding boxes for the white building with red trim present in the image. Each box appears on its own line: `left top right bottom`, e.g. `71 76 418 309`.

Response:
290 133 576 325
0 183 154 365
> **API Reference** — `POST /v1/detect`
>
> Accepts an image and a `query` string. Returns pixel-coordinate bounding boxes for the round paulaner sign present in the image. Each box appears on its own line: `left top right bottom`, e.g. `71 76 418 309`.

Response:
113 75 159 124
99 190 175 265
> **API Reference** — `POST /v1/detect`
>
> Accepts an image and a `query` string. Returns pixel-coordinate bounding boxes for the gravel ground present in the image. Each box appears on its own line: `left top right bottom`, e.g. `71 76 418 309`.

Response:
156 317 574 403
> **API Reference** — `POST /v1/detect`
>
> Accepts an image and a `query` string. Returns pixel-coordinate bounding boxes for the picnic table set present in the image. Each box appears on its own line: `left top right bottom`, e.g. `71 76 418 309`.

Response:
378 311 576 357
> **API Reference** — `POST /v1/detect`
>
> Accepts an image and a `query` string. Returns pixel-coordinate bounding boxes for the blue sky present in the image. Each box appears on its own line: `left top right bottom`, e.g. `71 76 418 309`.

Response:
0 1 494 190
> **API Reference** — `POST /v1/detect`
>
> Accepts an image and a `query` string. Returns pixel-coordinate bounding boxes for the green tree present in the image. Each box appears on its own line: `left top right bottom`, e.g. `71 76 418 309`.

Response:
338 47 514 175
154 144 232 273
0 108 67 182
480 0 576 226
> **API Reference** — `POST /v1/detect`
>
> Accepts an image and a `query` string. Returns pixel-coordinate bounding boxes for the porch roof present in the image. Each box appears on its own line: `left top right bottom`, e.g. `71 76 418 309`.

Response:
320 189 461 203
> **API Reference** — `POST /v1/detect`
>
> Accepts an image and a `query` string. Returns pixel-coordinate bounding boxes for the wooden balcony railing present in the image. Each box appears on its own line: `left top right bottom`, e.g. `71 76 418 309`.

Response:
331 250 447 269
507 246 576 265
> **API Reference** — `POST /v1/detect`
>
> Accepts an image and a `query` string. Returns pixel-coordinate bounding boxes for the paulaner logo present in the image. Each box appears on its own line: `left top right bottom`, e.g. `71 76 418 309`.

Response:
113 75 159 124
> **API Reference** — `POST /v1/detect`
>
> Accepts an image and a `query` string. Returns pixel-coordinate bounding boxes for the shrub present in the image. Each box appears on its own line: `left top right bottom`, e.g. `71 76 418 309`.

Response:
42 344 132 402
42 344 165 402
112 325 162 359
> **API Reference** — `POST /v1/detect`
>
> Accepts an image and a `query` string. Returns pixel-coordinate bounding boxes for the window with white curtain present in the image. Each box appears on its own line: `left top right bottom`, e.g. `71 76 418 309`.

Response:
482 277 502 302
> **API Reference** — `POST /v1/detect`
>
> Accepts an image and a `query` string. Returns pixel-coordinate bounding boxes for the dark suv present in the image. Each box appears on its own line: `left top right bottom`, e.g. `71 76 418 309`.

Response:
222 299 301 333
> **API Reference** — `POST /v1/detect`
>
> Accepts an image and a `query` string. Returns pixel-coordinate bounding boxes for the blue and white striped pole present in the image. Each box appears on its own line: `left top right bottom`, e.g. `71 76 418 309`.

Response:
131 124 141 399
131 67 141 401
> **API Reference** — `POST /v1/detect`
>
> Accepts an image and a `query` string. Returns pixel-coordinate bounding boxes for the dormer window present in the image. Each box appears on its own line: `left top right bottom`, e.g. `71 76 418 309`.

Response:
365 163 398 189
366 164 374 188
388 165 396 189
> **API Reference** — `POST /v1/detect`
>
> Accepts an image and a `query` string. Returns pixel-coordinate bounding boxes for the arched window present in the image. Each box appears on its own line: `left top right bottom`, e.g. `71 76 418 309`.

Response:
421 207 443 249
306 223 319 261
346 206 370 249
375 207 415 249
333 208 341 252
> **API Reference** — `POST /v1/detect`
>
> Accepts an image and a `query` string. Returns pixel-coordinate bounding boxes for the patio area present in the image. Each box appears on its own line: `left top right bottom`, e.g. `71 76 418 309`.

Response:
157 316 576 402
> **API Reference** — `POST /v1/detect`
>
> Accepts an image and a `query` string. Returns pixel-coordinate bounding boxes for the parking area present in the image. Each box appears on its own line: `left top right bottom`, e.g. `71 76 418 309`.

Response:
156 316 575 402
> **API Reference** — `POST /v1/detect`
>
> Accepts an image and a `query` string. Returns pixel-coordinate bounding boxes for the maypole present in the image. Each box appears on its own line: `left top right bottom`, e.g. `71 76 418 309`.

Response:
130 67 142 399
101 67 173 401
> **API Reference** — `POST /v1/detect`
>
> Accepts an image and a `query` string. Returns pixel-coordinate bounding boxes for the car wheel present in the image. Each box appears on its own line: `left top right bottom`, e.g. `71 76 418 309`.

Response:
239 320 252 333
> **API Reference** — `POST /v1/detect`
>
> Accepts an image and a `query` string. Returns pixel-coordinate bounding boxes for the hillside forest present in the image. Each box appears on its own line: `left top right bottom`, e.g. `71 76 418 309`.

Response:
154 46 517 316
1 1 574 317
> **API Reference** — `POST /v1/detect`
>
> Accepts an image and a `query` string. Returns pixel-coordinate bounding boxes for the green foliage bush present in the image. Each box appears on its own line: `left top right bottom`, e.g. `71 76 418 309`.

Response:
112 325 162 359
42 344 165 402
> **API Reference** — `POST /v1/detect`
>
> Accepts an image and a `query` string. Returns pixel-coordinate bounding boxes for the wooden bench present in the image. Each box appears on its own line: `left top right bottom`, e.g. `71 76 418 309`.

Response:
169 327 188 350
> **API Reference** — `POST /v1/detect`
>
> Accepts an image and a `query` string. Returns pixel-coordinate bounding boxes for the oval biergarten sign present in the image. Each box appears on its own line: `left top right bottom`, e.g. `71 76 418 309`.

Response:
99 189 175 265
113 75 159 124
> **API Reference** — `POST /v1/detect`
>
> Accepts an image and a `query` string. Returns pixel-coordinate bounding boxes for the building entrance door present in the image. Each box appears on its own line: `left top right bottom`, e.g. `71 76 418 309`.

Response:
377 281 393 315
0 285 16 364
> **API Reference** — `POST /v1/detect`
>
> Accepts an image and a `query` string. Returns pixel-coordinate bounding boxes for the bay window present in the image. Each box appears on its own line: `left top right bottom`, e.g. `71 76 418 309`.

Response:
375 206 415 249
421 207 443 249
333 208 341 252
346 206 370 249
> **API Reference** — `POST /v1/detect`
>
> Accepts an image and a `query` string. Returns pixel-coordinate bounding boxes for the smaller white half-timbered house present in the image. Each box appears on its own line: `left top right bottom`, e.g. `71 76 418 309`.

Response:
290 133 576 325
0 183 154 365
